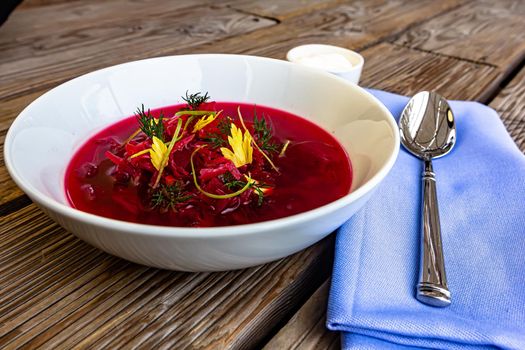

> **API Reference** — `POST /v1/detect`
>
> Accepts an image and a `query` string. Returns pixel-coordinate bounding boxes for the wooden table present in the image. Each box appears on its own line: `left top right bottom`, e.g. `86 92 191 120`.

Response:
1 1 524 349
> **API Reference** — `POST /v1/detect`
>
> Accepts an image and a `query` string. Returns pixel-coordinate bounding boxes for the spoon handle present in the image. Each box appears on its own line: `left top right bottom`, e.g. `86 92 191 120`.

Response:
417 159 451 307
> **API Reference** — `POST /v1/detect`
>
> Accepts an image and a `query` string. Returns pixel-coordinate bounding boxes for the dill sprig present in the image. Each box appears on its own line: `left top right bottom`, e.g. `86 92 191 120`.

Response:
223 177 246 191
251 184 266 206
253 108 280 153
222 173 268 206
136 104 164 141
182 91 210 110
204 133 227 148
203 116 234 148
151 181 192 211
203 117 234 148
218 117 233 136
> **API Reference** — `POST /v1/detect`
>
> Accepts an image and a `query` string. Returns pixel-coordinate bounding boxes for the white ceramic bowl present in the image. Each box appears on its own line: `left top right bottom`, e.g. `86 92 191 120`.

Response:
5 54 398 271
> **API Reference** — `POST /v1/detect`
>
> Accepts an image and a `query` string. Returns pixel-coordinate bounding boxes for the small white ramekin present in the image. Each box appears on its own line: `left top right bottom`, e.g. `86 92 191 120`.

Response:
286 44 364 84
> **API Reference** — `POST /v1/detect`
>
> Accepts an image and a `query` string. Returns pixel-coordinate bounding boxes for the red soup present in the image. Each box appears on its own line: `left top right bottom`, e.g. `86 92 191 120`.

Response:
65 94 352 227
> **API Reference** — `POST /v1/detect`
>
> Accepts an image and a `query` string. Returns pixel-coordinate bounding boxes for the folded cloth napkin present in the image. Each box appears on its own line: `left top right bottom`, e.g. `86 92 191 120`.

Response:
327 89 525 350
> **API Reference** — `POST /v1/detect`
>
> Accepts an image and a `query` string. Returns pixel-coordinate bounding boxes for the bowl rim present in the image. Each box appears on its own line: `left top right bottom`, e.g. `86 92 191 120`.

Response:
4 53 399 238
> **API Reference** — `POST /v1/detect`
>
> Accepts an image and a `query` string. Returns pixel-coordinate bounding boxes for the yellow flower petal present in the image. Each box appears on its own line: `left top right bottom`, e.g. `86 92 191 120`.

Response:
192 114 217 133
244 131 253 163
220 124 253 167
149 136 168 171
220 147 236 161
236 106 279 173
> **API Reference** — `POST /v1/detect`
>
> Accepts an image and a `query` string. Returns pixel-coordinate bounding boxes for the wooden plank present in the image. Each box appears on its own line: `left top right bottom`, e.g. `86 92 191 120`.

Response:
227 0 344 20
18 0 78 9
394 0 525 68
194 0 464 59
0 4 276 101
0 195 31 217
0 133 24 206
360 42 500 101
0 0 464 101
0 204 333 349
0 0 464 105
489 66 525 152
0 0 465 104
263 281 339 350
3 0 212 40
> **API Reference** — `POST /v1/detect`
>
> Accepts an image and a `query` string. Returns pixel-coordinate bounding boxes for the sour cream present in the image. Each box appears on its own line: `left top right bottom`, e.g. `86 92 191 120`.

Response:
286 44 364 84
295 52 354 72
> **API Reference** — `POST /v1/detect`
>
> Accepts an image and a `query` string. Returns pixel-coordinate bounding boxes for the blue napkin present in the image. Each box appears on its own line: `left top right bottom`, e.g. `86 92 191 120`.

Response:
327 90 525 349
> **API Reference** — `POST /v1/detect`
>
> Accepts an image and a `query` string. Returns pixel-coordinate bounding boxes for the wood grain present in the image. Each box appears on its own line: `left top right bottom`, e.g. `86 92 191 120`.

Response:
0 0 465 102
193 0 464 59
263 281 338 350
5 0 212 39
0 204 333 349
18 0 79 9
0 134 24 206
360 42 500 101
0 3 276 101
490 66 525 152
227 0 345 20
394 0 525 68
0 0 464 102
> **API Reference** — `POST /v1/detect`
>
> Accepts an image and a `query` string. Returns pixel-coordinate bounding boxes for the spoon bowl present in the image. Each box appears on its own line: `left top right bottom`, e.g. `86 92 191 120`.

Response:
400 91 456 160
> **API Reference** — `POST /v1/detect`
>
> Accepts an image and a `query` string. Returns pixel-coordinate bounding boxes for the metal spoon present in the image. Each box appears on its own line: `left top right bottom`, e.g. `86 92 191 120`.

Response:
399 91 455 307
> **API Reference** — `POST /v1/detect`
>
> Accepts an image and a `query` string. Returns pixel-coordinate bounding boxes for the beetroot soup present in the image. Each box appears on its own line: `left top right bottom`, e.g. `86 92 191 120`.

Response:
65 93 352 227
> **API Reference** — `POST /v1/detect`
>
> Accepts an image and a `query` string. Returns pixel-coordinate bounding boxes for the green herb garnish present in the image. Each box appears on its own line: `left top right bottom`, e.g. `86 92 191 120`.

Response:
222 173 269 206
251 184 267 206
253 108 280 153
183 91 210 110
222 173 246 191
218 117 233 136
137 104 164 141
151 181 192 211
203 116 233 148
204 133 227 148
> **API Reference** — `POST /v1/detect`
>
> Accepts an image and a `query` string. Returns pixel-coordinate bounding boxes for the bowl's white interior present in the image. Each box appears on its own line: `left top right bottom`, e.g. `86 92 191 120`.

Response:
7 54 397 210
